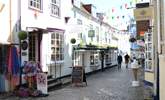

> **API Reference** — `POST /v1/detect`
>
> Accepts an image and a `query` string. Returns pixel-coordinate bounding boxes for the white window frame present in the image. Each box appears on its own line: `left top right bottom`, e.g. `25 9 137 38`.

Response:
50 0 61 17
29 0 43 11
90 52 99 65
51 31 64 62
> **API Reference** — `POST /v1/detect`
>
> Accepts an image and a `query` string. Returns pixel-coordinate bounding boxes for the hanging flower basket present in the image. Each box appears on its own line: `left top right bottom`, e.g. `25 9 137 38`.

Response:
18 31 28 40
70 38 76 44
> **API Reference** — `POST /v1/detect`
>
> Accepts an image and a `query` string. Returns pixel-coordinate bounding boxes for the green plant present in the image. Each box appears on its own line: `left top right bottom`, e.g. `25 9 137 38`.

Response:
70 38 76 44
18 31 28 40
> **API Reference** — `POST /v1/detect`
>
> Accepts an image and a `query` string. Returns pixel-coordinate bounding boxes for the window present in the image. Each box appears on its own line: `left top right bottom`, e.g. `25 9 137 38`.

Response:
90 52 99 65
29 0 42 10
95 27 99 42
51 0 60 17
51 32 64 61
77 19 82 25
78 33 82 39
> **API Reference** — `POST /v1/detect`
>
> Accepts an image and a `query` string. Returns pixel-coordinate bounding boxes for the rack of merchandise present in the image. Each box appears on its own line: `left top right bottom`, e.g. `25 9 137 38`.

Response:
144 32 153 72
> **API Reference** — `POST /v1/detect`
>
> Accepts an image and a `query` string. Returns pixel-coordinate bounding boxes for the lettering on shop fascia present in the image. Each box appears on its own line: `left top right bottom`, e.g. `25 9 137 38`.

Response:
136 16 152 21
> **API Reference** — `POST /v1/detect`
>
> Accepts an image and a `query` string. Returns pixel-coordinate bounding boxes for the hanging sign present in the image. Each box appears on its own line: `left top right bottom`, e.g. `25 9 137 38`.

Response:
21 41 28 50
134 7 154 21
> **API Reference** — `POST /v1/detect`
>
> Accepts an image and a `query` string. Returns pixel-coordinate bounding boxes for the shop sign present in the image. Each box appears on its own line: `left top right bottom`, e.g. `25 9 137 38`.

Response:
21 41 28 50
134 7 153 21
37 73 47 94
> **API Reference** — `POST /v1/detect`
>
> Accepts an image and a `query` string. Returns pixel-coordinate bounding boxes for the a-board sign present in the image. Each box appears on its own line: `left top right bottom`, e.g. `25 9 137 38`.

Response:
72 66 83 84
37 73 47 94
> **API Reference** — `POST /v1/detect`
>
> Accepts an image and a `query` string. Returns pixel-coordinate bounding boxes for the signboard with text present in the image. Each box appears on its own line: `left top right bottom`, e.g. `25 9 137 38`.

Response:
37 73 48 94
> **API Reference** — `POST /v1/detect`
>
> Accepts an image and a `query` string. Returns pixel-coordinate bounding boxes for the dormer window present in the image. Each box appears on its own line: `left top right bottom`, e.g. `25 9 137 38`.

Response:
51 0 60 17
29 0 42 11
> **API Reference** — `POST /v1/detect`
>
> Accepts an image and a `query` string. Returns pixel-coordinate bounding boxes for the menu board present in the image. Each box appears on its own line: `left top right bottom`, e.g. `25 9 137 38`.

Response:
72 67 83 84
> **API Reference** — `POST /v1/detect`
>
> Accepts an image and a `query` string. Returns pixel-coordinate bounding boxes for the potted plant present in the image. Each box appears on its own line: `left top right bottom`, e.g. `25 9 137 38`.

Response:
18 31 28 40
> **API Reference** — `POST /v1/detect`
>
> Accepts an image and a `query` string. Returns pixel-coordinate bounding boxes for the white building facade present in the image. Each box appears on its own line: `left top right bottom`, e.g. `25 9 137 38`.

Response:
0 0 129 92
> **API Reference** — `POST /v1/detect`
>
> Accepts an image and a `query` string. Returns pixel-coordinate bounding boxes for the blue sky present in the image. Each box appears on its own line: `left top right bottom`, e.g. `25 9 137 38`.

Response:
82 0 136 30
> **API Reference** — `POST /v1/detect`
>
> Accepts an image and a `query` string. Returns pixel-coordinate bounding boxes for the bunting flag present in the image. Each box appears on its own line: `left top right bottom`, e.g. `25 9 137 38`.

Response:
112 8 114 13
125 3 128 8
130 1 132 6
120 5 122 9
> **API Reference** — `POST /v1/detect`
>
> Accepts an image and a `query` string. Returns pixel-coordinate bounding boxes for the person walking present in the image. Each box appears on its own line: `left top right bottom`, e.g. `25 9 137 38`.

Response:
117 54 123 70
124 53 130 68
131 57 140 86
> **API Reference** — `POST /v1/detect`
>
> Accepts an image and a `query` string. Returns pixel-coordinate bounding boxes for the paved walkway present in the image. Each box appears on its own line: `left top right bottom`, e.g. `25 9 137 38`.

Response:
0 64 144 100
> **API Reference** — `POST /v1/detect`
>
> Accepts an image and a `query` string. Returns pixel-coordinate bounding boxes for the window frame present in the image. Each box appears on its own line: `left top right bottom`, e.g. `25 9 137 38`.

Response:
29 0 43 11
50 0 61 18
51 31 64 62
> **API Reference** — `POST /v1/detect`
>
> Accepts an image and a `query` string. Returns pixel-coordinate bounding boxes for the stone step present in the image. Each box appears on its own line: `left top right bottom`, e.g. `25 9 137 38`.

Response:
48 79 62 92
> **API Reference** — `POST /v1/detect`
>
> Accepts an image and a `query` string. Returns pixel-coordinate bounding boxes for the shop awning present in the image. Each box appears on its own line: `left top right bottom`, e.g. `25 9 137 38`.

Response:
46 27 65 32
74 45 117 51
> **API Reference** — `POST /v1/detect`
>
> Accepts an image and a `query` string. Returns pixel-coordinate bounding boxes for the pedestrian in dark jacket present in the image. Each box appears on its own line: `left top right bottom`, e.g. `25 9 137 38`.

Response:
124 54 130 68
117 54 123 70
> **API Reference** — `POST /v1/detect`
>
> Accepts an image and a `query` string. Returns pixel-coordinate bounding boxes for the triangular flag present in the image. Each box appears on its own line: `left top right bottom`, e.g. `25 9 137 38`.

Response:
130 2 132 6
122 16 125 19
120 5 122 9
112 8 114 12
125 3 128 8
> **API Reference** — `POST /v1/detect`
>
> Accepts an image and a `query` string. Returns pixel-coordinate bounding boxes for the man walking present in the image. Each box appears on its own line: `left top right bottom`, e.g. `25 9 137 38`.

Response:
124 53 130 68
117 54 123 70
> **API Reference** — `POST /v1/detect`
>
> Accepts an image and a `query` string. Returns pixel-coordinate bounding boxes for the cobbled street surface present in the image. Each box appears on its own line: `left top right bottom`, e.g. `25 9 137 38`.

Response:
0 65 144 100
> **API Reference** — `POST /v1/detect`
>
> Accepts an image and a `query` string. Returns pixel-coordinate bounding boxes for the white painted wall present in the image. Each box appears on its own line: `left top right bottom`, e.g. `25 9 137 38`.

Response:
0 0 19 44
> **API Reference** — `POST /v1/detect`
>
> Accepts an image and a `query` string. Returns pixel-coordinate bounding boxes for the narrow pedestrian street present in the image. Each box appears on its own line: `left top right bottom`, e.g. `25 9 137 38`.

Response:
47 66 144 100
0 64 144 100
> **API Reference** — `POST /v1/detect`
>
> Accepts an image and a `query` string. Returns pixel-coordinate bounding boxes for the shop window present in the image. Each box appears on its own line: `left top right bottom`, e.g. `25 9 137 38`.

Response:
90 52 99 65
51 32 64 61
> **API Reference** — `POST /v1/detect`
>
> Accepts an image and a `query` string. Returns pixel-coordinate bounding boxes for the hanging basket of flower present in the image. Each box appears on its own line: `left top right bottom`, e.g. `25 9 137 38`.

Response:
18 31 28 40
70 38 76 44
